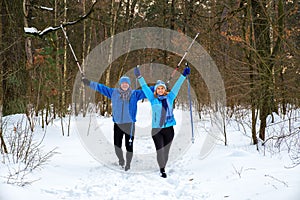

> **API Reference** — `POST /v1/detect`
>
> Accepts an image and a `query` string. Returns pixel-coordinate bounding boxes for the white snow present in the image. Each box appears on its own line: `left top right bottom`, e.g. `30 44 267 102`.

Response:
40 6 54 11
0 102 300 200
39 26 59 35
24 27 39 34
24 26 59 36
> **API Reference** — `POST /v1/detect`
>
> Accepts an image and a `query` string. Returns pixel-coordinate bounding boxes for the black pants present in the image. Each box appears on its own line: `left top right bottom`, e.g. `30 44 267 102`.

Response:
152 126 174 169
114 123 135 166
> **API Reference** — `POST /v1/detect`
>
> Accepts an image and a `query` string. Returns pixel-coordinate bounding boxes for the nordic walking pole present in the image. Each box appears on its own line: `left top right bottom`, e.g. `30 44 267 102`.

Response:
129 68 139 146
166 32 199 86
185 62 195 143
60 25 84 76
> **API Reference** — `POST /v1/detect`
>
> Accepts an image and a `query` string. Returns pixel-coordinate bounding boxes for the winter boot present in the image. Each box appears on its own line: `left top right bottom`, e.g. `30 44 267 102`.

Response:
125 165 130 171
119 159 125 168
124 152 132 171
160 168 167 178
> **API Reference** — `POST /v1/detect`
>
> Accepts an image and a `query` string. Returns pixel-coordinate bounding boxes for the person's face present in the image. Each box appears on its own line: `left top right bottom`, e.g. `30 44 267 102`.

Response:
156 86 166 96
120 82 130 91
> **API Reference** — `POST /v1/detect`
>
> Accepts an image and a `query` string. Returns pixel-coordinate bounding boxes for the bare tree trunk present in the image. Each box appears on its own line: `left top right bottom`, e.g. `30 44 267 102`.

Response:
59 0 68 136
243 0 258 144
62 0 68 118
80 1 94 117
251 0 273 141
0 104 7 154
124 0 130 31
54 0 61 119
0 4 7 152
105 0 115 115
128 0 138 29
184 0 195 34
119 0 137 76
22 0 33 118
274 0 286 114
170 0 175 30
23 0 33 67
268 0 276 115
82 0 87 116
103 0 122 116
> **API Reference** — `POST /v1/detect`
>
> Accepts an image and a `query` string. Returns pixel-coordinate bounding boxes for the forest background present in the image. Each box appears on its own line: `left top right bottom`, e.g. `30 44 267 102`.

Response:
0 0 299 153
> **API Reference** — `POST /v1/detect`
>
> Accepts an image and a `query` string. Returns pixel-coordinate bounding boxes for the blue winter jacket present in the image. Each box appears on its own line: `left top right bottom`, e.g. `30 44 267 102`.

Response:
89 81 147 124
138 75 186 128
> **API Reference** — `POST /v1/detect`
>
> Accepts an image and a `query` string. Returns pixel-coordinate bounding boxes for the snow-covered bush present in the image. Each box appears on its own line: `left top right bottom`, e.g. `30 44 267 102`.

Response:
0 115 57 186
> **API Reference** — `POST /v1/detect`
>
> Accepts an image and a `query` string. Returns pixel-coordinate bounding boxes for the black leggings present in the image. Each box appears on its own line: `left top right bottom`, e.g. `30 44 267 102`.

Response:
152 126 174 169
114 123 135 165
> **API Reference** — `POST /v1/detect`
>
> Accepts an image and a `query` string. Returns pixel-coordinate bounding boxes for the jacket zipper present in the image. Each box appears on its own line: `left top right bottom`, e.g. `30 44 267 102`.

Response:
121 101 124 123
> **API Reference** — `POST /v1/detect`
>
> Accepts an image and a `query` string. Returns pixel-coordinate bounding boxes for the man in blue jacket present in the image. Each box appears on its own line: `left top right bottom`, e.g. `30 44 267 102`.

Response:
82 76 147 171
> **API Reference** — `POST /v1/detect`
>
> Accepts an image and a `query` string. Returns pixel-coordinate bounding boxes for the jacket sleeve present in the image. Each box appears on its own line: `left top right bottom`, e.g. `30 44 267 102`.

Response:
135 89 146 100
134 85 155 100
89 81 114 99
138 77 155 101
169 74 186 101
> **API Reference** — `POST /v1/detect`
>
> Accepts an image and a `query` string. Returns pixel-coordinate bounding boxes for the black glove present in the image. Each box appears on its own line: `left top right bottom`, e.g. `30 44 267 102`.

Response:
82 77 90 86
134 66 141 78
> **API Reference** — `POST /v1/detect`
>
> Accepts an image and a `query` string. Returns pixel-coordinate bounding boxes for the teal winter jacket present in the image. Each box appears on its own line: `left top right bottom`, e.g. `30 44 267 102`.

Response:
138 75 186 128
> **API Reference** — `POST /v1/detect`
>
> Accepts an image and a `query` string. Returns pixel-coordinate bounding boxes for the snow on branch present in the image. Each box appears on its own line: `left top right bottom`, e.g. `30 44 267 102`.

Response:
24 1 97 37
33 5 54 11
24 26 60 35
40 6 54 11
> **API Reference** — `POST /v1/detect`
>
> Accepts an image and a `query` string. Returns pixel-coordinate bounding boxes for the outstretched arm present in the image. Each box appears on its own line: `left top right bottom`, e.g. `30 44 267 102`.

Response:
82 77 114 99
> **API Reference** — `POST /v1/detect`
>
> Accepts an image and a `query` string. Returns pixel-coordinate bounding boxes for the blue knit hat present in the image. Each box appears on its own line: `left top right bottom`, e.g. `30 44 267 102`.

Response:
119 76 131 85
154 80 166 91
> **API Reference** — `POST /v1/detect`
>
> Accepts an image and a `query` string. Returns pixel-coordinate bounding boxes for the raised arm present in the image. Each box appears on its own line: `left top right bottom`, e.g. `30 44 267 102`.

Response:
169 66 190 101
134 66 155 101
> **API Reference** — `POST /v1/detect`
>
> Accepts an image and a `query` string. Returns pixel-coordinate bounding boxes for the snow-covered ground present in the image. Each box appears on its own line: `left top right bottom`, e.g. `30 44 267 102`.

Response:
0 102 300 200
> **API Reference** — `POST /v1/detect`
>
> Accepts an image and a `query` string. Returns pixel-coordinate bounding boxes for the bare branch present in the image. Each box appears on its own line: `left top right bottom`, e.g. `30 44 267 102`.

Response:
24 1 98 37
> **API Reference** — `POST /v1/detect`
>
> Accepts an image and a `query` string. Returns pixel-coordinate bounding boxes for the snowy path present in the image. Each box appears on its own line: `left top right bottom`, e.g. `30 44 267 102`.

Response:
1 108 300 200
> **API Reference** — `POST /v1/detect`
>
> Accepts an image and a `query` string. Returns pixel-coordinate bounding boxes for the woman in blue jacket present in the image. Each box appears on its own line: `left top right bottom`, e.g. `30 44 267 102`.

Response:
134 66 190 178
82 76 147 171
